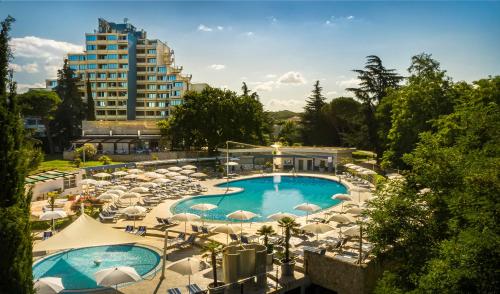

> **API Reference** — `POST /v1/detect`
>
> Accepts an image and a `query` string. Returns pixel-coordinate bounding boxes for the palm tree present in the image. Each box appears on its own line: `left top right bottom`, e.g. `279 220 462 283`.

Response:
202 241 223 288
277 217 299 263
257 225 276 253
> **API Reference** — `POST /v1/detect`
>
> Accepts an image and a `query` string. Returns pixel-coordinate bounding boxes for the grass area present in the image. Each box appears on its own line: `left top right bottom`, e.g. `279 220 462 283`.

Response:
30 154 123 175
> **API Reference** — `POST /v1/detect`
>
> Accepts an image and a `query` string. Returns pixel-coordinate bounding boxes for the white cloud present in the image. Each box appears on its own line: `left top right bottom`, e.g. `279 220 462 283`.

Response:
277 71 307 85
217 26 224 31
268 16 278 24
265 74 277 79
325 15 356 26
326 91 338 96
264 99 305 112
347 15 355 20
254 81 276 92
11 62 39 73
16 82 46 93
197 24 213 32
209 64 226 70
336 77 360 88
9 36 82 78
245 32 255 37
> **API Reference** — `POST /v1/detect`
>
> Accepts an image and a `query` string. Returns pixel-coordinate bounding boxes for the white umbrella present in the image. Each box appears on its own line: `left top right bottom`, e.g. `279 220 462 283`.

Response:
182 165 197 170
120 192 140 205
328 214 353 238
166 257 202 286
345 163 356 168
351 186 370 203
191 172 207 178
123 174 138 180
168 166 182 172
155 168 169 174
139 182 158 188
109 185 127 191
227 210 258 239
343 226 361 238
213 224 242 244
105 189 124 196
94 172 111 179
39 210 67 232
144 172 164 179
332 193 353 211
95 180 111 187
136 174 151 182
300 223 335 241
34 277 64 294
81 179 97 186
127 169 143 174
112 171 128 177
94 266 141 289
174 175 189 181
130 187 149 193
346 207 364 215
171 213 201 233
120 205 147 228
294 203 321 221
190 203 217 226
180 169 195 175
166 172 181 178
267 212 297 221
97 193 118 201
226 161 239 166
153 178 171 184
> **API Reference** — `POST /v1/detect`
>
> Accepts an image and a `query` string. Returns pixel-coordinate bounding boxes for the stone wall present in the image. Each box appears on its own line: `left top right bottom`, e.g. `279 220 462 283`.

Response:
304 252 388 294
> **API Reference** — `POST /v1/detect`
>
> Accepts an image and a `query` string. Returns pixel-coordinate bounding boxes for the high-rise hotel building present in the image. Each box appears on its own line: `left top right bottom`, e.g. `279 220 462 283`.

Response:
48 18 193 121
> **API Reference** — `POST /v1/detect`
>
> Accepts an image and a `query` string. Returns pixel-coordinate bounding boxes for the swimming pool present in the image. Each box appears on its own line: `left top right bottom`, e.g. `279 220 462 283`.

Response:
33 244 160 290
172 175 347 222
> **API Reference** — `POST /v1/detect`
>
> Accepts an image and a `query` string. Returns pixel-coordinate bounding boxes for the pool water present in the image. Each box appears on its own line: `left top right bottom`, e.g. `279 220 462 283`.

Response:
172 175 347 222
33 245 160 290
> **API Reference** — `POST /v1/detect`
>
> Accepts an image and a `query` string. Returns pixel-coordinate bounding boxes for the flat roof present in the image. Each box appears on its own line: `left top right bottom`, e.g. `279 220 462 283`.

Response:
219 147 355 154
26 170 79 184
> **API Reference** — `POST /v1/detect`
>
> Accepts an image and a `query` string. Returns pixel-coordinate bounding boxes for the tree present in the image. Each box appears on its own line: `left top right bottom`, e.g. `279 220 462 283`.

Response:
278 120 302 146
75 143 97 160
301 80 328 145
322 97 367 147
257 225 276 253
277 217 300 263
18 90 61 154
202 241 224 288
0 15 35 293
367 76 500 293
168 87 270 153
347 55 403 160
85 76 95 121
52 59 85 151
382 53 456 169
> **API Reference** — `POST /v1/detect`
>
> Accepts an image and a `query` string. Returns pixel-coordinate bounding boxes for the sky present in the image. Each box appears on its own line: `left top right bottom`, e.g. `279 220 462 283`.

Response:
2 1 499 111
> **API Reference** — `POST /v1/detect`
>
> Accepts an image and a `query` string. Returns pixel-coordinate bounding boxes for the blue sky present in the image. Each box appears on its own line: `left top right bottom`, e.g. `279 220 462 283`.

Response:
2 1 499 111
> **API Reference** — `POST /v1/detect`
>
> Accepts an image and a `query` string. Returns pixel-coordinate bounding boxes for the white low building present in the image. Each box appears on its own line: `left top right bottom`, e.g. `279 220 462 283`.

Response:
26 170 84 202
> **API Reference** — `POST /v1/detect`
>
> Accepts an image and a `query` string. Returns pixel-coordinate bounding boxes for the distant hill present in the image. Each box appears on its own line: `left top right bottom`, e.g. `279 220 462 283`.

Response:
268 110 301 121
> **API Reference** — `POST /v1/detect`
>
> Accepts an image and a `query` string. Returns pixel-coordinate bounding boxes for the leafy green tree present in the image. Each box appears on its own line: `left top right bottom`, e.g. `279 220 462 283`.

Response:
52 59 85 151
278 120 302 146
202 241 224 287
0 15 35 293
367 76 500 293
301 80 328 145
169 87 270 153
347 55 403 160
322 97 366 147
382 53 456 169
85 76 95 121
257 225 276 253
75 143 97 160
18 89 61 154
157 118 172 150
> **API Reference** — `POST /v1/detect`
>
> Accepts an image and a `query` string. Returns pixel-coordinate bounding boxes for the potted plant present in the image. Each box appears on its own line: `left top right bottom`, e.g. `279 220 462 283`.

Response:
264 161 273 173
202 241 225 293
319 160 326 172
277 217 300 277
257 225 276 266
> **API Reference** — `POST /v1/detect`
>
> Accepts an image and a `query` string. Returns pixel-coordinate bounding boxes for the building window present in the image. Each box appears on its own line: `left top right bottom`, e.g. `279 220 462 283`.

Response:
174 82 183 88
173 90 181 97
107 54 118 59
158 75 167 81
120 64 128 69
88 64 97 69
147 66 156 72
68 55 80 61
107 35 117 40
86 45 96 51
63 175 77 189
147 84 157 90
118 110 126 115
147 102 156 107
148 75 156 81
119 73 127 79
109 73 117 79
69 65 78 71
158 66 166 73
147 58 156 63
158 102 166 108
87 54 97 60
86 35 97 41
106 44 118 50
168 75 176 81
159 85 167 90
96 101 106 106
119 54 128 59
97 92 106 98
159 93 169 99
119 82 127 88
170 99 182 106
148 49 156 54
96 110 105 115
79 64 87 70
98 73 107 79
108 64 118 69
98 82 106 88
147 93 156 99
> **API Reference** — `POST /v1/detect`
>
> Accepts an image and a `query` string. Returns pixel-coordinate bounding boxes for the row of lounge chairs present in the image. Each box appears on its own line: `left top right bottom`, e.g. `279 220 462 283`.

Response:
124 225 147 236
168 283 205 294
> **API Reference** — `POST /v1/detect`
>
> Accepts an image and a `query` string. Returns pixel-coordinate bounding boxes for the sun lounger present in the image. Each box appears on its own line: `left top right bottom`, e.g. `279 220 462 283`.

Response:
187 283 205 294
135 226 147 236
229 233 239 242
241 236 250 244
167 288 182 294
42 231 53 240
201 226 210 234
99 211 116 222
176 235 196 248
191 224 200 233
124 225 134 233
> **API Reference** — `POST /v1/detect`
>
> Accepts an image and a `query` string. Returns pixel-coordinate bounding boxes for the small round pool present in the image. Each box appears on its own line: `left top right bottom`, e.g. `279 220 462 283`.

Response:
172 175 348 222
33 244 160 290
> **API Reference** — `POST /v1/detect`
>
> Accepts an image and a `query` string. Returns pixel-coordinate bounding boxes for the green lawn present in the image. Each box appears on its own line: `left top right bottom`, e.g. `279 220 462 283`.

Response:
31 154 123 174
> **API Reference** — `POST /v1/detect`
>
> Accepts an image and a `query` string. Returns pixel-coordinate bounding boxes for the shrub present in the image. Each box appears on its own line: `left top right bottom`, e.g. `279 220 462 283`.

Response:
75 143 97 160
98 155 112 165
73 157 81 167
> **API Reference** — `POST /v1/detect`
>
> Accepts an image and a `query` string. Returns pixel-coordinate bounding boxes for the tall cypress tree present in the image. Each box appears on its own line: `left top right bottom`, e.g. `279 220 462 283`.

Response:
52 60 85 150
0 16 34 293
86 76 96 121
301 80 327 145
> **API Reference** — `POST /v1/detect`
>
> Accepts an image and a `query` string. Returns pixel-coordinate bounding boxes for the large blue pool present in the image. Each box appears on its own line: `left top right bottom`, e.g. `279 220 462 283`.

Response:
172 175 347 222
33 245 160 290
